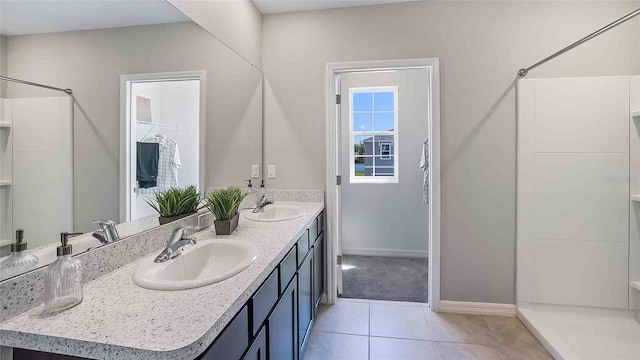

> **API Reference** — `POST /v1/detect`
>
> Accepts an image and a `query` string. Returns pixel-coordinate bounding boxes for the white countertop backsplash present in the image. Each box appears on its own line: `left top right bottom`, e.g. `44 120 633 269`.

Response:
0 200 324 360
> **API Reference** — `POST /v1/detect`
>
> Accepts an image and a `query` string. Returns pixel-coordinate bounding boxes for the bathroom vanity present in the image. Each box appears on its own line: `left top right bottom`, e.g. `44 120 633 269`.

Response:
0 202 325 360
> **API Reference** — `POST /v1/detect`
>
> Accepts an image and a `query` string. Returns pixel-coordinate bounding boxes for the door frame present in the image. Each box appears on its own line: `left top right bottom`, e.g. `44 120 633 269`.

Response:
325 59 441 309
119 70 206 223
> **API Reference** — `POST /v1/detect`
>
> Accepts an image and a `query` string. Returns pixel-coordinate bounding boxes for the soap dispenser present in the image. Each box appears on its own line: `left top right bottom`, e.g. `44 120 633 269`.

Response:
0 229 39 280
44 232 83 314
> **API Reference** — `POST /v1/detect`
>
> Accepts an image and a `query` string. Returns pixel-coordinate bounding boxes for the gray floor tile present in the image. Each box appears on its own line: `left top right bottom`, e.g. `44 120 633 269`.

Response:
370 303 432 340
303 331 368 360
424 310 499 346
481 315 546 351
435 342 509 360
313 302 369 335
370 337 439 360
501 346 554 360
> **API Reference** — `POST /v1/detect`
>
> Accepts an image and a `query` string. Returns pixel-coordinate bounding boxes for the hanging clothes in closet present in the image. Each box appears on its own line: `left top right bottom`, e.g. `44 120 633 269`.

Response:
420 139 429 204
138 134 181 194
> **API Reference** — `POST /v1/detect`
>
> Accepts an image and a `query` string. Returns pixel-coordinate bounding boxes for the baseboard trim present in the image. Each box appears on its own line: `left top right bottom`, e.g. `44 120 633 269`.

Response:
438 301 516 316
342 248 428 258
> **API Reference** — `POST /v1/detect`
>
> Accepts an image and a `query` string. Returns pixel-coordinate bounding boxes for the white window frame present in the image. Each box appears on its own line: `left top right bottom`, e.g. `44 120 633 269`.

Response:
380 142 391 160
348 86 399 184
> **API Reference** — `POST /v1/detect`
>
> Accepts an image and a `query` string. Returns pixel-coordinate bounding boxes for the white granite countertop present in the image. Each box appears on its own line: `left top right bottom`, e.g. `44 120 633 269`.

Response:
0 202 324 360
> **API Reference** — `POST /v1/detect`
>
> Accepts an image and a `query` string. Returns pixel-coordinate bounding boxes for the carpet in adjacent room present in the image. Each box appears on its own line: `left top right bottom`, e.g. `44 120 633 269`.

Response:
340 255 428 303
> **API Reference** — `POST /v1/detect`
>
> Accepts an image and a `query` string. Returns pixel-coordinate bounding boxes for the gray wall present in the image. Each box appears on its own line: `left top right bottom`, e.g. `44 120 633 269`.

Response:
6 22 262 233
168 0 263 69
341 70 429 254
262 1 640 304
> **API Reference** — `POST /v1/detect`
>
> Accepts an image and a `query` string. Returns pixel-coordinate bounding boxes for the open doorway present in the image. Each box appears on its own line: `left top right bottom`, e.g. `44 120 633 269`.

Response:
326 59 440 308
120 71 204 223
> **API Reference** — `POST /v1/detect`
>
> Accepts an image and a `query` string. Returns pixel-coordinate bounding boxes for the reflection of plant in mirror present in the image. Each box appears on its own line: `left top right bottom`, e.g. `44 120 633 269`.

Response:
145 185 202 218
205 187 248 221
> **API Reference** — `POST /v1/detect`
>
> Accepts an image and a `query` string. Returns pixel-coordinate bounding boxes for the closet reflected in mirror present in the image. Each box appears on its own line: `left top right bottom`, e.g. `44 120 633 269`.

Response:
0 0 263 280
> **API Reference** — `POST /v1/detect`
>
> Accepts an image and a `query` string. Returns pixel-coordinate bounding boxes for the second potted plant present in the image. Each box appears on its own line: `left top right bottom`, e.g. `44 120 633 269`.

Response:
146 185 202 225
205 186 248 235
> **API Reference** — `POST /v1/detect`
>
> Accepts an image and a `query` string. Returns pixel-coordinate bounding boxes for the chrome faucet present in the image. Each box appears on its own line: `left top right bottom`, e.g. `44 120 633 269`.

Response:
92 220 120 244
154 226 197 263
253 193 273 213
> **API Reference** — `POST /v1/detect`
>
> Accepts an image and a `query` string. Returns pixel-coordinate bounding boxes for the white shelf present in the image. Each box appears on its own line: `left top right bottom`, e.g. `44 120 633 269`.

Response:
0 123 12 128
0 180 10 187
631 195 640 202
631 281 640 291
0 239 12 247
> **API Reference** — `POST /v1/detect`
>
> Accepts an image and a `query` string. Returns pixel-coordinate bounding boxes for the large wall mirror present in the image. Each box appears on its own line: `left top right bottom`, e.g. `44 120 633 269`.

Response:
0 0 263 280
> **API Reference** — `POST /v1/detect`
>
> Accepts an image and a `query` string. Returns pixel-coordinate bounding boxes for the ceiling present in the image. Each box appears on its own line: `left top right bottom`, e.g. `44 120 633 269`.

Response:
252 0 421 15
0 0 189 37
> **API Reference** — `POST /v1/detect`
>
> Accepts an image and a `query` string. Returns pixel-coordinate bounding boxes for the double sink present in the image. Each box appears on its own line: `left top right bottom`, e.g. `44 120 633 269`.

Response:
133 203 306 291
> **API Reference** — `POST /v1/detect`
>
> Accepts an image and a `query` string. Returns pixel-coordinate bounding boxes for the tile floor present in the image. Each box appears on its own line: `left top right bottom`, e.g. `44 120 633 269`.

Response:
303 299 552 360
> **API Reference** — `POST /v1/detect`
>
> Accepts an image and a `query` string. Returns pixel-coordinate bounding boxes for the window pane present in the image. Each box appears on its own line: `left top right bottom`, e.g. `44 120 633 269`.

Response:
353 92 373 111
373 112 394 131
374 156 394 176
374 137 394 156
353 135 373 156
354 156 366 176
374 92 394 111
353 113 372 132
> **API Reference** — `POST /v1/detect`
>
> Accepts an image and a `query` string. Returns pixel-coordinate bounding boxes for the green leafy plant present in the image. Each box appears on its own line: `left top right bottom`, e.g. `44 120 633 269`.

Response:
204 186 248 221
145 185 202 218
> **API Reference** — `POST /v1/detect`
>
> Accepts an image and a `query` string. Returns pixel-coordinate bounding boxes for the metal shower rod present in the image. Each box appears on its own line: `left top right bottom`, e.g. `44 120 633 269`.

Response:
0 75 72 95
518 8 640 77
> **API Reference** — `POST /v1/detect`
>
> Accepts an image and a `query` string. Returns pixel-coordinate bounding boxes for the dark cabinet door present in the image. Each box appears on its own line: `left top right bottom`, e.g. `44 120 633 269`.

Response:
313 233 325 310
199 306 249 360
242 326 267 360
268 274 298 360
298 251 313 355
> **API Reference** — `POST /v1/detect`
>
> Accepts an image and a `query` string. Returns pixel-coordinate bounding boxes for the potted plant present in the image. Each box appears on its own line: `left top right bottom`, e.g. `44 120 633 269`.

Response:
204 186 248 235
146 185 203 225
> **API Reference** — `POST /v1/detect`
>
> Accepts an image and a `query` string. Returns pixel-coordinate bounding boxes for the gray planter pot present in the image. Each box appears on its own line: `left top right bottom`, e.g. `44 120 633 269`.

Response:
158 212 195 226
214 213 240 235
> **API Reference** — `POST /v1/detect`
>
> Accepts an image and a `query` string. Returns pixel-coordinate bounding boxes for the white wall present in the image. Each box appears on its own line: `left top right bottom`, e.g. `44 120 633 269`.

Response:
11 97 72 248
262 1 640 304
6 22 262 233
518 77 630 309
168 0 263 69
0 35 6 97
340 69 429 256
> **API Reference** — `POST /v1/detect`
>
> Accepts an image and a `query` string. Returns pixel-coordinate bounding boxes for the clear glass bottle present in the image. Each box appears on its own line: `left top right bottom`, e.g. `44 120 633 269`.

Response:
44 232 83 314
0 229 39 281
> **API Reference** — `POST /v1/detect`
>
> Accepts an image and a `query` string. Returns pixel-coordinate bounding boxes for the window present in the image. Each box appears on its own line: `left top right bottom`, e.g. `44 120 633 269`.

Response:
380 143 391 160
349 86 398 183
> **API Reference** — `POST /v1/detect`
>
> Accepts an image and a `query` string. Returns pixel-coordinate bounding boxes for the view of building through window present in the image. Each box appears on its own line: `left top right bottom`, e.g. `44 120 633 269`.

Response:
350 87 398 182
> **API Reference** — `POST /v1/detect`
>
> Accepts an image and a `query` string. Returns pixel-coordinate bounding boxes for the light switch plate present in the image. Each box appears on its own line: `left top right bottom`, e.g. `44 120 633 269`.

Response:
268 165 276 179
251 165 260 178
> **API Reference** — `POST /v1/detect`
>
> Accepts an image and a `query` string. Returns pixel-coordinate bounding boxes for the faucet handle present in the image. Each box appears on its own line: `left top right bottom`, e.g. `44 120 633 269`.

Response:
92 220 116 229
171 225 198 240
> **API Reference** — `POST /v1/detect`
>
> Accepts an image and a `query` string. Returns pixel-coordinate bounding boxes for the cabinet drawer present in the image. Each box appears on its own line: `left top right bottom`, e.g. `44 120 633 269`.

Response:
200 305 249 360
279 246 297 294
309 218 318 243
251 270 278 336
296 230 310 267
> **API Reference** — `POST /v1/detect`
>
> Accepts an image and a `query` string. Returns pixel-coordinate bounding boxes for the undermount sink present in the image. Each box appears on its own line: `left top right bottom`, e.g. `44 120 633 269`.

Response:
133 239 257 291
244 203 306 222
